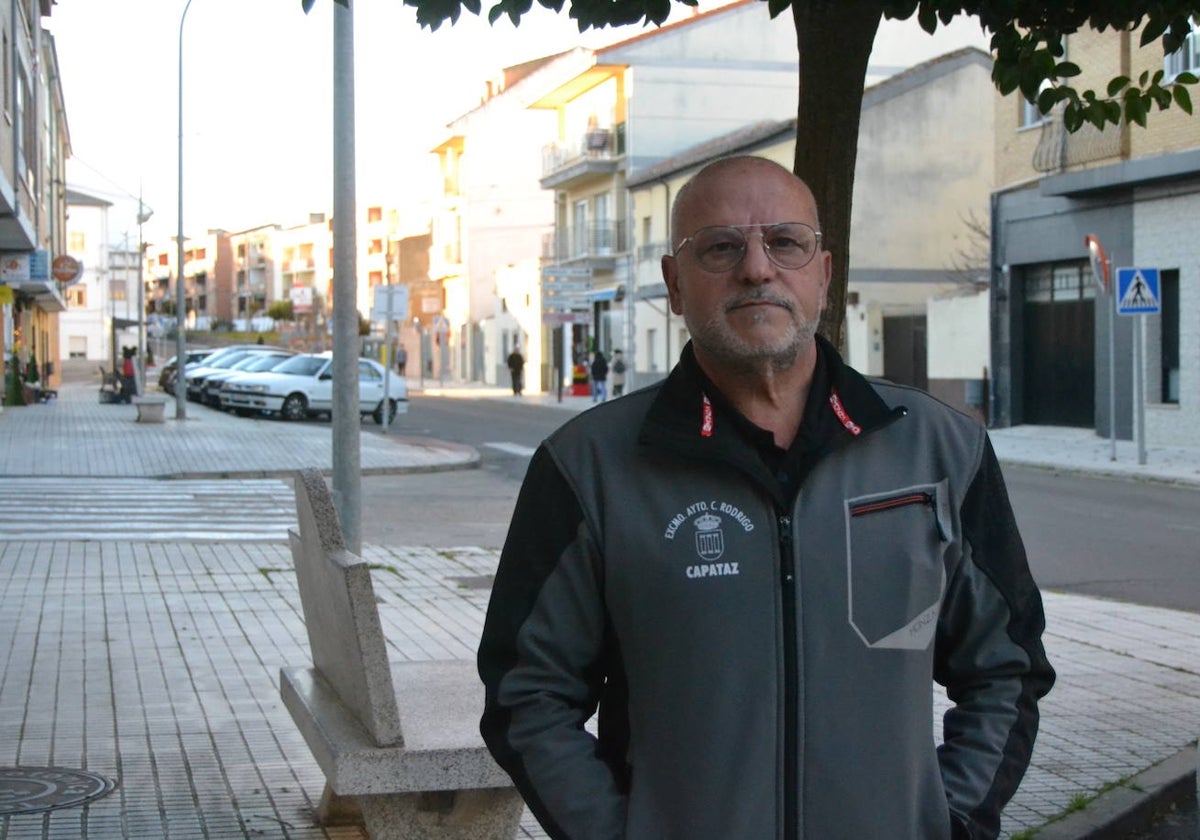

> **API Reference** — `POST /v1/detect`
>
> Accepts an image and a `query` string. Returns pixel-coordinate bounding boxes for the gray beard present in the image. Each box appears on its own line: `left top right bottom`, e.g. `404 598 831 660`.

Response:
686 293 820 376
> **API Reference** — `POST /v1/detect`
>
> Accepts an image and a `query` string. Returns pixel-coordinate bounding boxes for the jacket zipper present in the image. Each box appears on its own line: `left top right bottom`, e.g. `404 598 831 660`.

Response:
778 513 798 840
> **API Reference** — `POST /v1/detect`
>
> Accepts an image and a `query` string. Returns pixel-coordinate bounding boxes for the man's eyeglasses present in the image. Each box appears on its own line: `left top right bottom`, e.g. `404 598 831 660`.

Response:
672 222 823 273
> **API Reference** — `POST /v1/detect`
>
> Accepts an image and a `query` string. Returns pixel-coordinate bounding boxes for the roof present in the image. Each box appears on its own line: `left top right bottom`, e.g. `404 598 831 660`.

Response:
65 187 114 208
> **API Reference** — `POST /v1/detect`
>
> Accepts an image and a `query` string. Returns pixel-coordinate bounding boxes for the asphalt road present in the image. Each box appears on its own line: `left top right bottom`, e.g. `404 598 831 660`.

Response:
364 394 1200 614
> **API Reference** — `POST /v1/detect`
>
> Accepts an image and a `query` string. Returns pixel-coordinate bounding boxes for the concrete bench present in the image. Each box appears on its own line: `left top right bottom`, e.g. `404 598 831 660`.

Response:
279 468 521 840
133 397 167 423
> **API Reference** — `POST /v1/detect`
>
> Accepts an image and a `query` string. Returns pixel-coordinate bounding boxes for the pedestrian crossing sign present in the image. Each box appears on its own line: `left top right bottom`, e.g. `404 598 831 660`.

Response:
1115 267 1161 315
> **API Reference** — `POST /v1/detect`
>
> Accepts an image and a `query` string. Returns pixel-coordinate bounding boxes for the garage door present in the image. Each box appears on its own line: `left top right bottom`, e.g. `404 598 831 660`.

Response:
1021 262 1095 427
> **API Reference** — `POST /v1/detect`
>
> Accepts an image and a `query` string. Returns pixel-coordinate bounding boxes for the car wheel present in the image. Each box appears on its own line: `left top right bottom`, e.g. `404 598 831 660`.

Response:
372 399 397 425
280 393 308 421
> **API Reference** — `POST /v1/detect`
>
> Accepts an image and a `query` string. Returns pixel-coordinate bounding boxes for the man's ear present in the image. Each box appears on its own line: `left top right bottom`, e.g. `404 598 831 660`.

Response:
663 255 684 315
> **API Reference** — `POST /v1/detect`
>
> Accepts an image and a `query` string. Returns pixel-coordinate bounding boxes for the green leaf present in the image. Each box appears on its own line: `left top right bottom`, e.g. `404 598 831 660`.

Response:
767 0 790 18
463 0 480 14
301 0 315 12
1063 105 1084 133
1138 69 1149 87
1152 85 1172 110
1055 62 1081 79
1104 100 1122 125
1106 76 1130 97
1037 87 1060 114
1139 15 1168 46
1174 84 1194 114
1175 72 1199 85
917 2 937 34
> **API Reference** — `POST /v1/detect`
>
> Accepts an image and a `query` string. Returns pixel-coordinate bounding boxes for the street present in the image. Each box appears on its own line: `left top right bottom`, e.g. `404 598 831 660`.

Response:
365 394 1200 614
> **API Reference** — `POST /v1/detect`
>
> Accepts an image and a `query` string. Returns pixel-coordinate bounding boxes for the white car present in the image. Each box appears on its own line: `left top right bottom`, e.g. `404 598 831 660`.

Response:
220 351 408 423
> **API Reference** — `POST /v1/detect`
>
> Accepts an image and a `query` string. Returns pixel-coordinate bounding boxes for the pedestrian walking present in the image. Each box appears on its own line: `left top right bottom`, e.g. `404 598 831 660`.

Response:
610 348 626 396
395 343 408 378
590 350 608 402
506 346 525 396
477 156 1054 840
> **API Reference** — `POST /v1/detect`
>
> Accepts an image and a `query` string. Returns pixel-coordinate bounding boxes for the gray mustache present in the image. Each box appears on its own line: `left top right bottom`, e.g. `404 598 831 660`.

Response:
724 292 796 313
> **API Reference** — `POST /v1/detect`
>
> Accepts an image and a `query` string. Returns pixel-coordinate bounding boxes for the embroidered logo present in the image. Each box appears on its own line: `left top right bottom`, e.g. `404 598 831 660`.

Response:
700 394 714 438
693 513 724 560
664 500 756 580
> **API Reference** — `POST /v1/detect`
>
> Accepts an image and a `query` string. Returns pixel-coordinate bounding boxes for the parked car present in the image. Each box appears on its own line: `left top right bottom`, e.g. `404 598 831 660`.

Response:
159 348 217 394
220 352 407 423
199 350 295 407
184 345 287 402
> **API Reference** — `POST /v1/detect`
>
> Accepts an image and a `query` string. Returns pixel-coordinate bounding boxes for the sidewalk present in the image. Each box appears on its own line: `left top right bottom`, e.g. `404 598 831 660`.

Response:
0 374 1196 839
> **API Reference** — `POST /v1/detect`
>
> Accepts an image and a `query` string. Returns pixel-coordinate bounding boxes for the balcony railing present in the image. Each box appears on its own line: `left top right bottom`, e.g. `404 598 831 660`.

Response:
541 124 626 183
1032 106 1125 173
542 221 628 262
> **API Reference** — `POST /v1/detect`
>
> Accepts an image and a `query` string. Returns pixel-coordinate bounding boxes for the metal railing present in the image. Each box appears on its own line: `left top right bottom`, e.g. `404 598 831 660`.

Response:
1032 106 1125 173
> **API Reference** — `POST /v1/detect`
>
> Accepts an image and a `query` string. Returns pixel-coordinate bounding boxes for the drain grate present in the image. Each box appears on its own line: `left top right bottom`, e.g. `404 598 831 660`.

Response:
0 766 117 816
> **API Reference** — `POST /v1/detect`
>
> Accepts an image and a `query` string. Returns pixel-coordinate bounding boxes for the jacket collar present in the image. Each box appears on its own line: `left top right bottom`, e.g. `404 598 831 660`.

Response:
639 335 900 460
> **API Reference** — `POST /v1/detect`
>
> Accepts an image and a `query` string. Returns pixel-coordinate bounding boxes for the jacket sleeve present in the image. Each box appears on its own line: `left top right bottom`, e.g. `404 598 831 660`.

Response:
478 445 626 839
934 436 1056 840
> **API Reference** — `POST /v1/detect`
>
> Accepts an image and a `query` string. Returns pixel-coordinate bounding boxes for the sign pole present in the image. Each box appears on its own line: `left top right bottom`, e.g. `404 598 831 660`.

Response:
1114 265 1159 466
1135 314 1146 465
380 283 395 434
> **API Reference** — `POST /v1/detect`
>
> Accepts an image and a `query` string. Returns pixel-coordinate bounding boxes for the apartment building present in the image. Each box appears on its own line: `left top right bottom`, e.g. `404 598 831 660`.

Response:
989 22 1200 447
144 231 233 331
59 188 112 363
1 0 70 399
227 224 281 330
627 48 996 421
432 49 591 388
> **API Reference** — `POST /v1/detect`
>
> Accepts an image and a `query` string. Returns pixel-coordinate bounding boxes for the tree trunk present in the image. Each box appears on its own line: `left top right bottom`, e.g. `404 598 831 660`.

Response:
791 0 884 352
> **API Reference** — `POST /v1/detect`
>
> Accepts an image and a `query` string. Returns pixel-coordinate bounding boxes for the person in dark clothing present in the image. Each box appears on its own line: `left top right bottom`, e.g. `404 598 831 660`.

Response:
477 156 1054 840
119 346 137 403
506 347 525 396
610 348 626 396
590 350 608 402
395 343 408 377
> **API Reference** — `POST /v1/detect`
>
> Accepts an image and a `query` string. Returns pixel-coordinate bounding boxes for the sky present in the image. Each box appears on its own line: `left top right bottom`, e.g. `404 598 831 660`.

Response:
46 0 634 248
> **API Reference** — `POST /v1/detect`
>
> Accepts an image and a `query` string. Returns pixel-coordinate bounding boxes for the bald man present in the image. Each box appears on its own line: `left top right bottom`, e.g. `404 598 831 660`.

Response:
479 156 1053 840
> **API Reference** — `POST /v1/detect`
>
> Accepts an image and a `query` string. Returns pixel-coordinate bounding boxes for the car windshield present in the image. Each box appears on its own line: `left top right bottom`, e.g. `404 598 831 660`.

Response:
242 354 291 372
212 352 254 369
274 355 327 377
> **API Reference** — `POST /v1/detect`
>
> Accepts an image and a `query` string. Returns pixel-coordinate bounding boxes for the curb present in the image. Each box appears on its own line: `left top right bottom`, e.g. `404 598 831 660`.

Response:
1033 743 1196 839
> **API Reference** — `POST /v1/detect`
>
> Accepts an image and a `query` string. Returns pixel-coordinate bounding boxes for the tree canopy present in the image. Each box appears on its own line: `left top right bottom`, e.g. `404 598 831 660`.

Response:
308 0 1198 346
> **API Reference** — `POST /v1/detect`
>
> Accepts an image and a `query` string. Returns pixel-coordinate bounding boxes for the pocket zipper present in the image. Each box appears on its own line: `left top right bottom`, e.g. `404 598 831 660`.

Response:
849 492 934 517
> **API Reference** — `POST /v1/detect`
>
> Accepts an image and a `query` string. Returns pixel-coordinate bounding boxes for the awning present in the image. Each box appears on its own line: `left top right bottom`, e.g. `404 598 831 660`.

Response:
588 287 618 303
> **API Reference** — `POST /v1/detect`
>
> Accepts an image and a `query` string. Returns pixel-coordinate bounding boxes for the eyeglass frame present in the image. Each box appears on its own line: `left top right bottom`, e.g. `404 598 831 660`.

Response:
670 222 824 273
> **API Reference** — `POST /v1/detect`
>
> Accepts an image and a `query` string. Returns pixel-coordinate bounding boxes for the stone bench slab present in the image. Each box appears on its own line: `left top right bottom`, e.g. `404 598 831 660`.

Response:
280 659 511 796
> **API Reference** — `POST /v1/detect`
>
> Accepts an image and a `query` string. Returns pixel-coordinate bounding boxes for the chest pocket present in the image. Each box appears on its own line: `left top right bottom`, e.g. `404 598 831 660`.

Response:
844 481 951 650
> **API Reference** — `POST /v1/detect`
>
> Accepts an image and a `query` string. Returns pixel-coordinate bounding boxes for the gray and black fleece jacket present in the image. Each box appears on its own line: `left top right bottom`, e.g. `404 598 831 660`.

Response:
478 338 1055 840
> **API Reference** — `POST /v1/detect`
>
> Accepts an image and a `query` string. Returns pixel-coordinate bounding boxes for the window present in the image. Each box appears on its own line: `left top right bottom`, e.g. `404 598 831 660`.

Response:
369 270 383 286
573 200 589 257
1019 79 1053 128
110 280 127 301
1160 269 1179 403
1022 261 1091 302
69 287 87 307
367 206 383 223
369 239 383 255
158 253 169 266
195 247 206 261
1165 23 1199 80
69 231 86 252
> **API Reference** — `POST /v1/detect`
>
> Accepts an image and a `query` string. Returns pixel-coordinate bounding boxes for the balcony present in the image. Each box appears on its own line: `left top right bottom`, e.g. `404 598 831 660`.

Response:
542 221 627 272
540 125 625 189
1032 107 1125 174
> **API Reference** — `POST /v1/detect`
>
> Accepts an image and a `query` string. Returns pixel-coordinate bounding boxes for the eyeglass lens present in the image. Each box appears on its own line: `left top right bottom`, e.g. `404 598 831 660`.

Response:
688 223 819 271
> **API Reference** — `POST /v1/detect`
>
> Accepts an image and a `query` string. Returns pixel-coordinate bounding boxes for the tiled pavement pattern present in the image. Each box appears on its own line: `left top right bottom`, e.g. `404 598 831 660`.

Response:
2 537 1199 839
0 380 476 478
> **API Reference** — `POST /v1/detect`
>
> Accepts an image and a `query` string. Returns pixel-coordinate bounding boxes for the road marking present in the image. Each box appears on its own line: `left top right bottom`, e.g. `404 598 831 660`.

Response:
0 477 296 542
483 442 538 457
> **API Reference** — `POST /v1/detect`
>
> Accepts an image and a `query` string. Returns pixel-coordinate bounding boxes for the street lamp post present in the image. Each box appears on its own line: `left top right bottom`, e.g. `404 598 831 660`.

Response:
175 0 195 421
136 195 153 392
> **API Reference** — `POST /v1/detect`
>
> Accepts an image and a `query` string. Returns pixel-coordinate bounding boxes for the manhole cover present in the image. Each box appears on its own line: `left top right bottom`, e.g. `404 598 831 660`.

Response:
0 766 117 816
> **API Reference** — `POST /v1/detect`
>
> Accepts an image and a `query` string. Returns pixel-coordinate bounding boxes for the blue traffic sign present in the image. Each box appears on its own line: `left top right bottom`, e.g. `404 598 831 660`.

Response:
1115 267 1161 315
